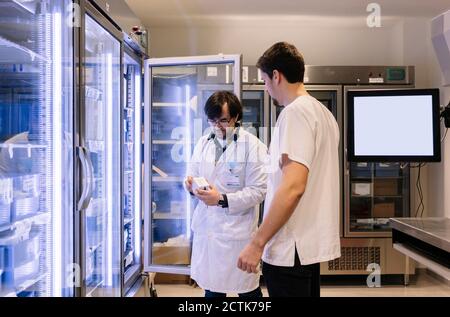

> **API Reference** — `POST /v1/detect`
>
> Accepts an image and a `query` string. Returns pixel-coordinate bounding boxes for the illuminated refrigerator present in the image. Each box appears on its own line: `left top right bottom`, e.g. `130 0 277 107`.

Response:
143 55 242 279
0 0 145 297
0 0 74 297
242 66 270 146
78 0 144 296
121 44 143 294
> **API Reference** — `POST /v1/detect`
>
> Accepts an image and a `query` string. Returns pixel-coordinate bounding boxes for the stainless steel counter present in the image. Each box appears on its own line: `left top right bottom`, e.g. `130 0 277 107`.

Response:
390 218 449 282
390 218 450 253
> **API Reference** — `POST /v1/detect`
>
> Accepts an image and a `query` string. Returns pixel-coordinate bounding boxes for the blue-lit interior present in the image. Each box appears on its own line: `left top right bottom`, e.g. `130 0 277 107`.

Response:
0 0 73 297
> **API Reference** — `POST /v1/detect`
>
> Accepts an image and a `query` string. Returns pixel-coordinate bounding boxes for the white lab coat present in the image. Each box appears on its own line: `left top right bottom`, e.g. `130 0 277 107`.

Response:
187 129 268 294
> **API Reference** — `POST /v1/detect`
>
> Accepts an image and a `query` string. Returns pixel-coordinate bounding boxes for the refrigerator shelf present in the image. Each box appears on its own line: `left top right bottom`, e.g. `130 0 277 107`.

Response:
124 216 134 226
86 278 104 297
15 272 47 294
85 140 104 153
0 211 50 234
374 195 403 198
0 17 34 43
152 176 184 183
124 250 134 268
0 276 44 297
88 241 103 253
350 176 404 180
0 289 15 297
0 0 36 18
355 218 390 225
0 71 39 87
153 102 185 108
0 142 47 159
351 195 372 198
152 140 193 145
85 85 102 100
0 36 50 64
153 212 186 220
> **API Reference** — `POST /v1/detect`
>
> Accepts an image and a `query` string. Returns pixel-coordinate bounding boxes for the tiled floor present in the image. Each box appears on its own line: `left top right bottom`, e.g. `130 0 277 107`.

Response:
134 271 449 297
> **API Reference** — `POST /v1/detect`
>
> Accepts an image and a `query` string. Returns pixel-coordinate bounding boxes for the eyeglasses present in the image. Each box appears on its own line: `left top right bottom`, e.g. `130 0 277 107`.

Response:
207 118 232 126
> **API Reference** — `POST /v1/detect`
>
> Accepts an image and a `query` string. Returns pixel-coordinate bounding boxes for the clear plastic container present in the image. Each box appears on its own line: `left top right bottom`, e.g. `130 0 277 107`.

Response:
11 196 39 219
12 174 39 197
10 174 40 220
85 99 104 141
0 230 40 287
0 177 13 226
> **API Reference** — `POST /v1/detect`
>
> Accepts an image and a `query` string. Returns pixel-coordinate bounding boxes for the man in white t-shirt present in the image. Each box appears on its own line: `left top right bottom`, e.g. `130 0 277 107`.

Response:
237 42 341 297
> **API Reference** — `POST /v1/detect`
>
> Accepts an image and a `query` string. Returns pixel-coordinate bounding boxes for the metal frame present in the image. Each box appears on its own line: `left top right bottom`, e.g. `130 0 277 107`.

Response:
343 84 414 238
122 45 144 295
73 0 82 298
78 0 124 296
347 89 441 162
143 54 242 275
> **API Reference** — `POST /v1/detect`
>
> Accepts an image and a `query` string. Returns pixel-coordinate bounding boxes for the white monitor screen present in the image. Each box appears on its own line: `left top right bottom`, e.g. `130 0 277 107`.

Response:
348 89 440 162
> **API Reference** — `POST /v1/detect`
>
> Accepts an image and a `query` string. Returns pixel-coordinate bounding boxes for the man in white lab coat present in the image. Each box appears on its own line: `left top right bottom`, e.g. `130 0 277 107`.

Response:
185 91 268 297
237 42 341 297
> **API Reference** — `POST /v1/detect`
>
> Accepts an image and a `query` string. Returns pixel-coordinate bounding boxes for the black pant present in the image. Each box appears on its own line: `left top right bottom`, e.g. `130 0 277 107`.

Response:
262 249 320 297
205 287 263 298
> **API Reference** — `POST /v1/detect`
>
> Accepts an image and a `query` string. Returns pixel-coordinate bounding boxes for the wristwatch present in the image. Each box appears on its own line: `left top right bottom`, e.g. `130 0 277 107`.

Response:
218 194 229 208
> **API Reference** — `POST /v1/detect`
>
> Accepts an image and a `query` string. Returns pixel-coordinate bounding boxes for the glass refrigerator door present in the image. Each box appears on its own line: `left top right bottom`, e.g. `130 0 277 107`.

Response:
242 86 270 146
270 86 340 124
81 12 121 297
0 0 74 297
144 55 241 275
344 87 411 238
122 50 142 293
347 162 410 236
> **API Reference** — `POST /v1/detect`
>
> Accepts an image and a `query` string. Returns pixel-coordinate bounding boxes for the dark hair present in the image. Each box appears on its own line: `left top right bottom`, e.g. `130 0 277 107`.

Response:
204 91 243 122
256 42 305 83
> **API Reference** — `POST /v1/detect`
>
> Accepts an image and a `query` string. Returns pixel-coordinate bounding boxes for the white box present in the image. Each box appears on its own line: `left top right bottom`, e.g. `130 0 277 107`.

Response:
352 183 372 196
192 177 209 192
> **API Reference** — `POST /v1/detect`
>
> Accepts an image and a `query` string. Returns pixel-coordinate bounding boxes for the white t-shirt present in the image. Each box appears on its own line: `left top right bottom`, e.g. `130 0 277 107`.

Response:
262 95 341 266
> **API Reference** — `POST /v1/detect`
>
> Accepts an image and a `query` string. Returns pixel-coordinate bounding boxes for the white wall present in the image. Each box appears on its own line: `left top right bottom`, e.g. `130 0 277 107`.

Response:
404 17 450 219
427 36 450 218
148 17 405 66
148 15 450 218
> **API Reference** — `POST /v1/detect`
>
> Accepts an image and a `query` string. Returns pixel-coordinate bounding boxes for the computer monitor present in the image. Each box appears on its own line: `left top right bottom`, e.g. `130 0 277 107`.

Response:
347 89 441 162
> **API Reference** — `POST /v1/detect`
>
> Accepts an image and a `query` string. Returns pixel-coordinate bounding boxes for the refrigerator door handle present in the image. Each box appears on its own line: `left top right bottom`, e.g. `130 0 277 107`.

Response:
77 146 90 211
83 147 94 209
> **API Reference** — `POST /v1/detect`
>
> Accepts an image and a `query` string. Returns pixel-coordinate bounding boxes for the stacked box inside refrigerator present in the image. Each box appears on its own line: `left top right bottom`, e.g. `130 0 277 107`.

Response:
122 53 142 283
349 162 410 233
0 0 73 296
